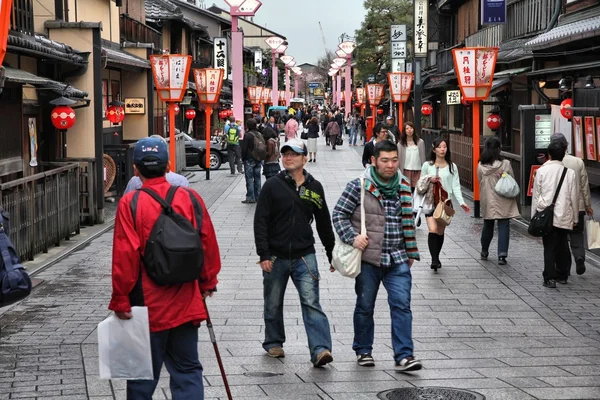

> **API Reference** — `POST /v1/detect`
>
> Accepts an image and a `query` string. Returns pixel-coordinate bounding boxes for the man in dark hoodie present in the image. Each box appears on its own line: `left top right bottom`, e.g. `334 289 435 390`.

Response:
254 138 335 368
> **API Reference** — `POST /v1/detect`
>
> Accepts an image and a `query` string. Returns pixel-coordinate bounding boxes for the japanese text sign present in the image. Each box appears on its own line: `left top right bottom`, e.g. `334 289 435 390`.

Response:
254 50 262 72
366 84 385 105
413 0 428 58
481 0 506 25
279 90 285 102
390 25 406 42
391 59 406 73
193 68 224 104
388 73 414 103
355 88 365 104
247 86 262 104
150 54 192 102
234 0 262 16
213 37 228 79
261 88 271 104
452 47 498 100
391 42 407 59
446 90 461 105
338 41 356 56
265 36 284 50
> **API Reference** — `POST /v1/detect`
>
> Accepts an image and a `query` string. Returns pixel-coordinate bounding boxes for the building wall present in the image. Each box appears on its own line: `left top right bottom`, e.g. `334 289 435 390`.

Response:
121 0 145 23
33 0 55 34
68 0 120 42
457 0 480 43
121 48 150 141
47 28 96 158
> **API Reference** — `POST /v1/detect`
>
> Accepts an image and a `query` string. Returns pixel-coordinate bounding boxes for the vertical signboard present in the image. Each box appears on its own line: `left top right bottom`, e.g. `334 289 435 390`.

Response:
254 49 262 72
213 37 228 79
390 24 407 73
481 0 507 25
414 0 428 58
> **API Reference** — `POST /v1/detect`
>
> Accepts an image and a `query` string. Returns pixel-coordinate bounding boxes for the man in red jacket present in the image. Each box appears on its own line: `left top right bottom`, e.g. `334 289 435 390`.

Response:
109 137 221 399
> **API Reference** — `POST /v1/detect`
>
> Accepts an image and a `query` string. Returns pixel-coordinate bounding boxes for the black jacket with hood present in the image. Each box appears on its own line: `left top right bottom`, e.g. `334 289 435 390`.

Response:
254 170 335 263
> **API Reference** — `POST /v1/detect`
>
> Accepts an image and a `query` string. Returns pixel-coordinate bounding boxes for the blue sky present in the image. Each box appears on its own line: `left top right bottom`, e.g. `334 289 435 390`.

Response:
210 1 366 65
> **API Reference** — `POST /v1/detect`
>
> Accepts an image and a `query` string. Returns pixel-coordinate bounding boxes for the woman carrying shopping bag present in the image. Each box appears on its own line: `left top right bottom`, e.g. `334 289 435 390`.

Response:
421 137 470 271
477 137 519 265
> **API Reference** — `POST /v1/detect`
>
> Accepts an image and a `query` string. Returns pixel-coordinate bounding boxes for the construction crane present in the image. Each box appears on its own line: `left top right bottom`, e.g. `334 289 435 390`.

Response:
318 21 329 56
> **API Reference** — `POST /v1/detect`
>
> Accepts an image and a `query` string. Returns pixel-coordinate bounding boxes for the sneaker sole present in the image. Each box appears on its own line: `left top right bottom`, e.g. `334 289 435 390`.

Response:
357 360 375 367
313 353 333 367
395 363 423 372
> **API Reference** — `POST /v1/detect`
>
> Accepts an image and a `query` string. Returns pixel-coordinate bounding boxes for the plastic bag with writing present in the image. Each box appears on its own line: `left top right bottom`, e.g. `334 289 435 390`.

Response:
98 306 154 380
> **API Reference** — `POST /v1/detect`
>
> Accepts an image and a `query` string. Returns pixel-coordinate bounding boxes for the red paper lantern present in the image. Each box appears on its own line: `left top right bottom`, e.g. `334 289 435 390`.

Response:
377 108 384 115
51 105 76 130
185 109 196 120
173 104 180 115
354 102 361 108
107 105 125 125
218 111 227 120
226 109 233 117
421 104 433 116
560 98 573 119
486 114 502 130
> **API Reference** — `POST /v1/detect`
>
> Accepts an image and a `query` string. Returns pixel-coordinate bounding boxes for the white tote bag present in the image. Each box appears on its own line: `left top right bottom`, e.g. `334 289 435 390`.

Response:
332 178 366 279
98 306 154 380
586 218 600 250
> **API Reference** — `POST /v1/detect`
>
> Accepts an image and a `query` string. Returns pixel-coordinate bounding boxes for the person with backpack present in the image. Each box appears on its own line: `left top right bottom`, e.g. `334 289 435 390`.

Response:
0 208 32 308
225 117 243 175
109 136 221 399
241 118 266 204
254 138 336 368
262 125 281 179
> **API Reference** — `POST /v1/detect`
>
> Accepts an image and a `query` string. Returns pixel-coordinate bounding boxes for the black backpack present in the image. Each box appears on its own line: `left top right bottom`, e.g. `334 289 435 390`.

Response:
0 209 32 307
131 186 204 285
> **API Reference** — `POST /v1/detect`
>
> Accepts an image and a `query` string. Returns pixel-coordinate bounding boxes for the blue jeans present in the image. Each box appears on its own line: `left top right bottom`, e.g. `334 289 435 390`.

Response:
353 261 413 361
244 159 262 201
127 323 204 400
349 127 358 145
263 253 332 363
481 219 510 257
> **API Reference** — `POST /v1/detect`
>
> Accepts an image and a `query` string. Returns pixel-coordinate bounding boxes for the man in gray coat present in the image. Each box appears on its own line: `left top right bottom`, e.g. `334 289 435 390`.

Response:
550 133 593 276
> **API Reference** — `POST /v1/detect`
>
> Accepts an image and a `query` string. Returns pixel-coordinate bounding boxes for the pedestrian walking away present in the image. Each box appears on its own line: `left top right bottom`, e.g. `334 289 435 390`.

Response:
261 124 281 179
325 118 341 150
477 137 520 265
332 140 422 372
550 133 593 276
284 116 299 142
241 118 266 204
306 116 320 162
397 122 426 193
253 138 336 368
420 137 470 271
109 137 221 400
532 141 579 288
225 116 243 175
362 123 390 167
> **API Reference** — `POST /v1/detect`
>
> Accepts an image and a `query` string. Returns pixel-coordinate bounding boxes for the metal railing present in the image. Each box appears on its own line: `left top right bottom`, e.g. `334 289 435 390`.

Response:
10 0 34 36
58 158 98 226
465 25 503 48
0 162 80 261
504 0 553 40
435 48 455 74
120 14 162 50
165 133 186 174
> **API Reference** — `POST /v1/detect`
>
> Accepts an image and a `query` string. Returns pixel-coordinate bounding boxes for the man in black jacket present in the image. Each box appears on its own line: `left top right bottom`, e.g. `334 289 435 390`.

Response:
254 138 335 368
241 118 263 204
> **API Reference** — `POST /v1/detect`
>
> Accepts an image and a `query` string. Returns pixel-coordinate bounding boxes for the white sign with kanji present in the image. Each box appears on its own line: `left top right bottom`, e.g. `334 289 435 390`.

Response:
366 84 384 104
388 73 413 102
391 59 406 73
254 50 262 72
169 55 187 100
390 25 406 42
265 36 284 50
150 54 191 102
151 56 170 89
391 42 407 59
338 41 356 55
213 37 228 79
237 0 261 14
454 49 476 98
453 47 498 100
446 90 461 105
414 0 428 58
356 88 365 104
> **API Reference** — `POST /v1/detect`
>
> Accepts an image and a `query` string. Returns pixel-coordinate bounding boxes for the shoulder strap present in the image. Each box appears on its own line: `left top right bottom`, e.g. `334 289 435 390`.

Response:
551 168 568 206
180 187 204 233
130 190 141 229
140 186 177 211
359 177 366 236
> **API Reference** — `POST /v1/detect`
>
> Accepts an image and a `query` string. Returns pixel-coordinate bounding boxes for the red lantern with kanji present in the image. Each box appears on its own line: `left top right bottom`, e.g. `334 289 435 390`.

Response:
421 104 433 116
107 105 125 125
560 98 573 120
185 109 196 120
173 104 180 115
51 105 76 129
487 114 502 130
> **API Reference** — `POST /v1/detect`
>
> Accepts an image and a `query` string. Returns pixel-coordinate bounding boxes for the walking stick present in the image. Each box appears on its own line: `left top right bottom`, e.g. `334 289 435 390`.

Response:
203 298 233 400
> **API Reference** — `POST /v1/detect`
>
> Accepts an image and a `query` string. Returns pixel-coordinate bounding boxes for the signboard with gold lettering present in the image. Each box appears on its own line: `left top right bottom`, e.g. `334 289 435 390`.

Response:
124 98 146 114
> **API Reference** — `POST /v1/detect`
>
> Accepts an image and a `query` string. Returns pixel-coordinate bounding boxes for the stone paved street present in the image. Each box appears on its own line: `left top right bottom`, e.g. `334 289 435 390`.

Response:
2 138 600 400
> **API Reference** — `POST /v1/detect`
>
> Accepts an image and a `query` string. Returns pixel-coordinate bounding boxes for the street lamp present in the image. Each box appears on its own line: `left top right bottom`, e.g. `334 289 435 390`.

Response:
339 41 356 117
265 36 285 106
224 0 262 124
280 55 295 107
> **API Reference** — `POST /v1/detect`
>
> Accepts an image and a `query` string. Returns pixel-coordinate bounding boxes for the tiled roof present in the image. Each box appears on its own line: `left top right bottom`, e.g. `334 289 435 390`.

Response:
7 35 85 65
3 67 88 98
102 47 150 69
525 15 600 49
497 37 533 63
145 0 208 31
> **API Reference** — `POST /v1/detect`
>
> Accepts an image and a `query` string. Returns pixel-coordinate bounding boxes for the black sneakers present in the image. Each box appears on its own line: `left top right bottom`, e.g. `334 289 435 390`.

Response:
543 279 557 288
357 354 375 367
498 257 507 265
395 356 423 372
576 259 586 275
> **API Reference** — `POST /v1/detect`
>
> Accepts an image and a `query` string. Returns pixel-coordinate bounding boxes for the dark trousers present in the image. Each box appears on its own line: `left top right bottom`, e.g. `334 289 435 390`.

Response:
569 211 586 263
330 134 338 150
481 219 510 257
228 145 242 174
542 227 571 281
127 323 204 400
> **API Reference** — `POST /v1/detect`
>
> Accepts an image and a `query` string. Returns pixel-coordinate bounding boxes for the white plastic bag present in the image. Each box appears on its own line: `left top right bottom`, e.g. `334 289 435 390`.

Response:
586 218 600 250
413 190 434 216
333 178 365 279
98 306 154 380
495 172 520 198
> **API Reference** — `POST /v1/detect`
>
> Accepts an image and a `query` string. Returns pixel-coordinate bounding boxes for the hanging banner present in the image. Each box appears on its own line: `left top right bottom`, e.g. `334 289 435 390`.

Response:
213 37 228 79
254 50 262 72
414 0 428 58
481 0 506 25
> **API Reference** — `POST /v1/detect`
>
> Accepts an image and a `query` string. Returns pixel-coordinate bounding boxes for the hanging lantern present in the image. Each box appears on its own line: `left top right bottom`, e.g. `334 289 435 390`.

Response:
218 110 228 120
421 103 433 116
185 109 196 120
377 108 384 115
560 98 573 119
107 105 125 125
173 104 180 115
226 109 233 117
51 105 76 130
486 114 502 130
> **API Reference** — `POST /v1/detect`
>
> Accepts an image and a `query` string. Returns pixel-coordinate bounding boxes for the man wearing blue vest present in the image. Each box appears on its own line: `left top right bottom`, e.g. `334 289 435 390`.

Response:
225 116 243 175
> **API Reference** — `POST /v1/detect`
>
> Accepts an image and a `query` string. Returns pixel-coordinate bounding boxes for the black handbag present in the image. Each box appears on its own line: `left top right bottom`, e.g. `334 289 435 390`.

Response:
301 129 308 140
336 134 344 146
528 167 567 237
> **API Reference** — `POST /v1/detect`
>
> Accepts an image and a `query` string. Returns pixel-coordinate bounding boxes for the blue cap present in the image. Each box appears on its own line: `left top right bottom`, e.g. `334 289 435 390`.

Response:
133 137 169 166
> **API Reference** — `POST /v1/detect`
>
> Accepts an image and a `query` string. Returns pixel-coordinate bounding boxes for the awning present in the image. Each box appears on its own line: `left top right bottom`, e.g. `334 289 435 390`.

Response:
497 38 533 64
423 74 457 90
3 67 88 98
7 35 86 66
528 61 600 77
525 15 600 50
102 47 150 70
493 67 531 78
490 78 510 95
